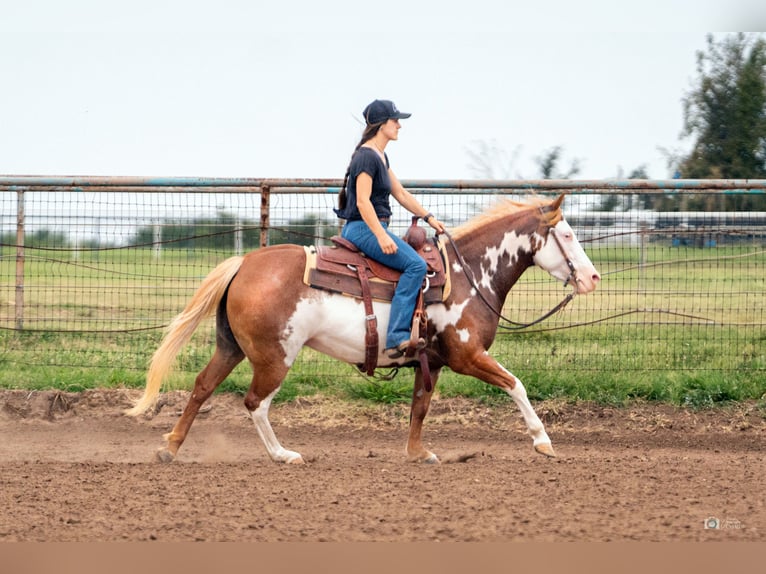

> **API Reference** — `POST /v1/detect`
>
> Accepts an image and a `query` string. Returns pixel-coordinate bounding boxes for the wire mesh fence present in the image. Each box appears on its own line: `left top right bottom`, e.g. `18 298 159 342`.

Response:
1 177 764 389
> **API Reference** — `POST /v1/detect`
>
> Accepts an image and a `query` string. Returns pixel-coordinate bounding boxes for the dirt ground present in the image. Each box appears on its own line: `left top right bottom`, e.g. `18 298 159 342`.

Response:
0 389 763 542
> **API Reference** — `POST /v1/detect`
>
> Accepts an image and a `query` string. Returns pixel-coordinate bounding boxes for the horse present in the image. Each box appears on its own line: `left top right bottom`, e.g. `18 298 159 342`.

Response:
126 193 600 464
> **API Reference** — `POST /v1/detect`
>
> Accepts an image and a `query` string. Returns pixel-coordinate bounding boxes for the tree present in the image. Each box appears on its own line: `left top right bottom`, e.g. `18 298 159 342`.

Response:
130 211 334 250
269 214 335 246
534 146 581 179
130 210 262 250
597 165 650 212
0 229 70 248
465 139 521 179
679 33 766 210
465 141 580 180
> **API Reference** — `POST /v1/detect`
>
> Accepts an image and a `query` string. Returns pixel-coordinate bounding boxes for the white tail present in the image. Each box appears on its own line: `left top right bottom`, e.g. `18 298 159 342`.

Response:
125 256 244 416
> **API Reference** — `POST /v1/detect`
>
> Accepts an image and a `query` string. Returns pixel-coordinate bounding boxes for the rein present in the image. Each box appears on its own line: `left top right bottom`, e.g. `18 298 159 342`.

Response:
440 225 576 331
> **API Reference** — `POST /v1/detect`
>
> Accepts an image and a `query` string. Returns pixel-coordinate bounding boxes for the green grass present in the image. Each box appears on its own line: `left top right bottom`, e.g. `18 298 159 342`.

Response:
0 329 763 408
352 368 766 410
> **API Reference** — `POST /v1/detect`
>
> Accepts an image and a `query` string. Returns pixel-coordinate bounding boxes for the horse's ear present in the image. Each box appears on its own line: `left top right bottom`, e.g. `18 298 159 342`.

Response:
550 193 566 211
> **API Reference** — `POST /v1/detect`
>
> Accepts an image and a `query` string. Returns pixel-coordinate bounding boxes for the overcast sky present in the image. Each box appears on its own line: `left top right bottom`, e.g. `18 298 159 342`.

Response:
1 0 764 182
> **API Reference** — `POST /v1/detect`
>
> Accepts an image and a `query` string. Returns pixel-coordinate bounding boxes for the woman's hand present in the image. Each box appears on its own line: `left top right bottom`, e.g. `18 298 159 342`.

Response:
427 216 445 235
423 213 446 235
377 233 398 254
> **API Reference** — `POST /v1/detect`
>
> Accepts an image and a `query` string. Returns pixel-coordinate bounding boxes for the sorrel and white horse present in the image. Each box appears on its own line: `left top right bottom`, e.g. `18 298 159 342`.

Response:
126 194 600 463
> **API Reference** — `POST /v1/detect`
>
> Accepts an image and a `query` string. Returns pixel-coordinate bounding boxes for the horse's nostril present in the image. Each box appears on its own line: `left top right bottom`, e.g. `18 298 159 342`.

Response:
593 273 601 282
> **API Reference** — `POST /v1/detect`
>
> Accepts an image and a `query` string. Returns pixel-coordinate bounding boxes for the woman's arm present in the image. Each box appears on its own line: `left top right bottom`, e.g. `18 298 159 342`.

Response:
356 172 398 254
389 170 445 234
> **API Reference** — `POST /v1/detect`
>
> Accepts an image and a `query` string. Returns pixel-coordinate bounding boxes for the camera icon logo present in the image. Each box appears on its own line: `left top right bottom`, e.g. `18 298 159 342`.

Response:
704 517 721 529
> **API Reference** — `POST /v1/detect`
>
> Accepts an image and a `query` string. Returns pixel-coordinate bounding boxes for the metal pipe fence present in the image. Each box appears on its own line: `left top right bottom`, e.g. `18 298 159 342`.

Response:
1 176 764 387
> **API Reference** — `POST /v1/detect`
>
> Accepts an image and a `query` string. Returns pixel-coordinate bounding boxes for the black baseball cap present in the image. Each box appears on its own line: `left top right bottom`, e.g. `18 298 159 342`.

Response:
363 99 412 125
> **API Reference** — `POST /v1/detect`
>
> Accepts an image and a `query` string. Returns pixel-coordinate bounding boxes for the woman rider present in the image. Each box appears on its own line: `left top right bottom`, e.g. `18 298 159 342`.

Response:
334 99 445 358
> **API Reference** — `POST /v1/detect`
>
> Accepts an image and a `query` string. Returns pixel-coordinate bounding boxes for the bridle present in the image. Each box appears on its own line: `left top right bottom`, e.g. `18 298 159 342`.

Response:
547 226 578 290
440 214 578 330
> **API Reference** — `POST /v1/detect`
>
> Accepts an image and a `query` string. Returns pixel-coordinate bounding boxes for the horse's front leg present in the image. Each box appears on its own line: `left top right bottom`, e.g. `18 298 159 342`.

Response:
455 351 556 457
406 367 441 463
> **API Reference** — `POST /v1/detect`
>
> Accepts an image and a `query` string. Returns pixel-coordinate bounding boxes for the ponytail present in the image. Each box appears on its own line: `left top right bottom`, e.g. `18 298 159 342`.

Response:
337 168 351 210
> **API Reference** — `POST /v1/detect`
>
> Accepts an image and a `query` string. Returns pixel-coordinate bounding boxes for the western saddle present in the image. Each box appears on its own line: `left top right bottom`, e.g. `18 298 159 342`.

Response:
303 217 449 381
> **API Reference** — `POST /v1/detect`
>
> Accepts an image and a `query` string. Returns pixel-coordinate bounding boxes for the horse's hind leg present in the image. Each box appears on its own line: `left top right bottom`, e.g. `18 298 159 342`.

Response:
244 359 304 464
157 345 244 462
406 367 441 463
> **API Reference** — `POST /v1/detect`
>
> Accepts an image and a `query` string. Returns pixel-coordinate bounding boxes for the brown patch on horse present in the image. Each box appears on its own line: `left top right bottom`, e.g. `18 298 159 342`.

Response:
450 194 565 240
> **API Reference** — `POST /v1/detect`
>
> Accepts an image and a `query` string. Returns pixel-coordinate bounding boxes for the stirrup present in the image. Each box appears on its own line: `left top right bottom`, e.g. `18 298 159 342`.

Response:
386 338 426 359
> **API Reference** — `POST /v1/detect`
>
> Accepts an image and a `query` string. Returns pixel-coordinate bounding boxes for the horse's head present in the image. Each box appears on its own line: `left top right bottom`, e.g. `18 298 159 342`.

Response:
532 194 601 294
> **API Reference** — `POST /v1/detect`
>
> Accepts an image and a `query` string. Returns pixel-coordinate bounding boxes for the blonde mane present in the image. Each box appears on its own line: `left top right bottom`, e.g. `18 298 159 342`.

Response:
450 195 564 240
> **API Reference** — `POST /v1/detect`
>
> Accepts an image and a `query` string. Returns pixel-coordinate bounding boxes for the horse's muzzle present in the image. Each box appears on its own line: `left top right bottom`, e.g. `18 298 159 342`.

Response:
574 269 601 294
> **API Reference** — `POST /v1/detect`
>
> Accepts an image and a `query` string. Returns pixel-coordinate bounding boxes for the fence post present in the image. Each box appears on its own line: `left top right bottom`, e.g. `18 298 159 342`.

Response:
153 223 162 259
234 216 243 255
260 185 270 248
15 190 25 330
639 221 648 293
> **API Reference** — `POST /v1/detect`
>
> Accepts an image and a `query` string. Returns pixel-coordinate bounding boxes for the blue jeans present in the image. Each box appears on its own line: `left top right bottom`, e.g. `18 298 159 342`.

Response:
342 220 427 349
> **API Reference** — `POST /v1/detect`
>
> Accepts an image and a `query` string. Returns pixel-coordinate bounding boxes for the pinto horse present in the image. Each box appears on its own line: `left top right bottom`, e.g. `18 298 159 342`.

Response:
126 194 600 463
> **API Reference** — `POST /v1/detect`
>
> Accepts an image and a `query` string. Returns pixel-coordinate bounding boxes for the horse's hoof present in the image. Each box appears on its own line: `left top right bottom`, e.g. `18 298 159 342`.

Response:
280 450 304 464
408 452 440 464
155 448 175 463
534 443 557 458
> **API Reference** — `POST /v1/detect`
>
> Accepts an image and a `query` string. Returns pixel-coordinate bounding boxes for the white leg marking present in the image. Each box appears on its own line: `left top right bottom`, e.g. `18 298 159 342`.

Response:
251 390 303 463
502 371 551 447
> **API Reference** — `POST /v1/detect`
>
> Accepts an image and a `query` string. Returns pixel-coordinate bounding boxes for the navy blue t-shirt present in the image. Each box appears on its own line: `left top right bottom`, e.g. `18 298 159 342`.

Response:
334 147 392 221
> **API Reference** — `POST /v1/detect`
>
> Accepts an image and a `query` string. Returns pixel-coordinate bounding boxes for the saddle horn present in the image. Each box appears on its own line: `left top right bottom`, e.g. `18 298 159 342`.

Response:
404 216 427 250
